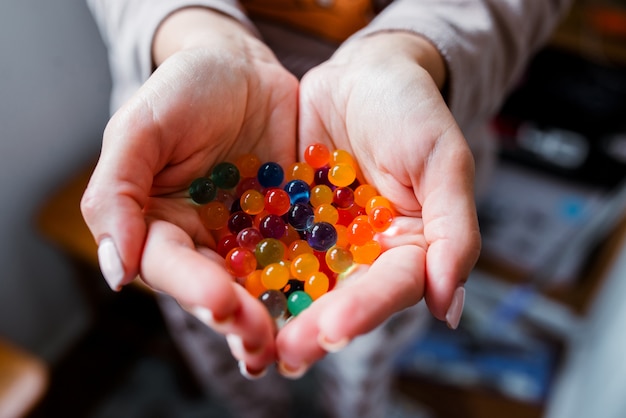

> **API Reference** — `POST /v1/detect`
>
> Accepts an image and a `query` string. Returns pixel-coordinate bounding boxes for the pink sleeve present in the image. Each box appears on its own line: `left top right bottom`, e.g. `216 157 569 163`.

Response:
86 0 257 113
350 0 573 133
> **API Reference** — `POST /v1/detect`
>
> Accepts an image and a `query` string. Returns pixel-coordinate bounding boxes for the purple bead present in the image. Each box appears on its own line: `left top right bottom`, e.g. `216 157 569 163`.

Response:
288 203 315 231
307 222 338 252
259 214 287 239
314 165 333 188
228 211 253 235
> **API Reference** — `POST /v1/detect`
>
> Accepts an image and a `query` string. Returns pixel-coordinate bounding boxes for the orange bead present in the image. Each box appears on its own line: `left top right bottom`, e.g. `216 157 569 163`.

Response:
369 206 394 232
334 224 350 248
287 240 314 260
350 240 382 265
365 195 393 215
354 184 378 208
240 189 265 215
244 270 267 298
285 162 315 185
347 216 375 246
235 153 261 178
304 143 331 168
200 201 230 230
331 149 355 166
304 271 330 300
281 224 301 247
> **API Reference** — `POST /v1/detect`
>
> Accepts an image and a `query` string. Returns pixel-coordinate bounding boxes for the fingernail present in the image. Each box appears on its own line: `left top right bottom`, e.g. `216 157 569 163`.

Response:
226 334 245 359
97 238 125 291
238 361 267 380
190 306 234 332
446 286 465 330
277 361 309 380
317 334 350 353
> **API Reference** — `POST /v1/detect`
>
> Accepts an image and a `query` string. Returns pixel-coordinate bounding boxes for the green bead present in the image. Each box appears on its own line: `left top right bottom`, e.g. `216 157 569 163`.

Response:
189 177 217 204
255 238 285 267
287 290 313 316
211 162 240 189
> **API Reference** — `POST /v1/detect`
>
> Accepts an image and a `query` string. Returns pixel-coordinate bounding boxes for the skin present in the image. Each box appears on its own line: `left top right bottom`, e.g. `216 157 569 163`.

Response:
80 7 481 377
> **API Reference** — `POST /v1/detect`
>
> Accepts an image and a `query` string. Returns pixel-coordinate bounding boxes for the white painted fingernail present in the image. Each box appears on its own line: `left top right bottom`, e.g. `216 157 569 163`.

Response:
226 334 245 359
189 306 234 332
97 238 125 291
238 361 267 380
446 286 465 330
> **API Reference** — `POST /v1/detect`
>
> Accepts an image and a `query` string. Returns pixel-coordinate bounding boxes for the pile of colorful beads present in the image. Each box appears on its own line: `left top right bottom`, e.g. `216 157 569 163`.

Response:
188 143 394 323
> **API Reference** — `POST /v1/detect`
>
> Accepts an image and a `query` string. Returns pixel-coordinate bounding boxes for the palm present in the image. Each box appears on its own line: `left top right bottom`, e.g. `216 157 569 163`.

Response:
85 48 300 370
135 49 299 250
276 54 479 366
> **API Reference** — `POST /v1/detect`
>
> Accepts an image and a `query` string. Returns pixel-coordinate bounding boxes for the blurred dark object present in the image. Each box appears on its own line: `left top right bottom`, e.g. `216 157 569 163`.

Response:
492 47 626 189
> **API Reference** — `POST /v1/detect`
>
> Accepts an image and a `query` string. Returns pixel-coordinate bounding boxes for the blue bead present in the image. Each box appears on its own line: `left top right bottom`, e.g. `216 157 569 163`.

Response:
257 162 284 188
307 222 337 252
284 180 311 205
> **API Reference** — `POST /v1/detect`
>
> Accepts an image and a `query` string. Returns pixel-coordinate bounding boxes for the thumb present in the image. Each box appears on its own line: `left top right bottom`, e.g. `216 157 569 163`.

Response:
80 114 158 290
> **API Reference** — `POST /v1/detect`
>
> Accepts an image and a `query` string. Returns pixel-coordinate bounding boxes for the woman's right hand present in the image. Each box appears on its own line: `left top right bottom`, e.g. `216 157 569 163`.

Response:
80 8 299 376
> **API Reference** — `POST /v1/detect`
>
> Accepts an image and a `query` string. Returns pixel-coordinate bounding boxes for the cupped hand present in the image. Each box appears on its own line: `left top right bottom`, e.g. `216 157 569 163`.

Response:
276 32 481 377
81 12 299 374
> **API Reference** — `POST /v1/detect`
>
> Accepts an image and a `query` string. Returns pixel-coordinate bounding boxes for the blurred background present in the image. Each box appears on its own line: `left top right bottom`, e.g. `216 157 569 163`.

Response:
1 0 625 417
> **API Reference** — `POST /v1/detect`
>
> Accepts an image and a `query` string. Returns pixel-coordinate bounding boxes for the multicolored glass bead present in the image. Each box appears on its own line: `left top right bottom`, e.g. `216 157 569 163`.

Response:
189 143 395 322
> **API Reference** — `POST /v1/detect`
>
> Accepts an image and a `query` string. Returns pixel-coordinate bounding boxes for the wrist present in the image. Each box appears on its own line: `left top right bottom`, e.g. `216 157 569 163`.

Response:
335 31 447 90
152 7 265 67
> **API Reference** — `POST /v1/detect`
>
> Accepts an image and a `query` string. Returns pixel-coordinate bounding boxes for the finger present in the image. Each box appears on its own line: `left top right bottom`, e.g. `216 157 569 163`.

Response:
421 132 481 324
140 219 277 373
80 108 161 291
276 244 426 377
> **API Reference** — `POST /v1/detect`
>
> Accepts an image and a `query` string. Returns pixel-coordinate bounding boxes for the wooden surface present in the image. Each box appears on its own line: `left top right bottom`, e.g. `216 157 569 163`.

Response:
0 340 48 418
36 163 98 268
36 162 150 293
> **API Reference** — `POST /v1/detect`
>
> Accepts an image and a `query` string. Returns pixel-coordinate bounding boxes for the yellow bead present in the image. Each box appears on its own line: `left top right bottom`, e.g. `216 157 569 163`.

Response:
328 163 356 188
310 184 334 207
314 203 339 225
261 262 290 290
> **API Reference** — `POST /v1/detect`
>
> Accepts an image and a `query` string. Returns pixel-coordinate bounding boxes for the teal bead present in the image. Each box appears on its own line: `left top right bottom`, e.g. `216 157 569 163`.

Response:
287 290 313 316
211 162 240 189
189 177 217 204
